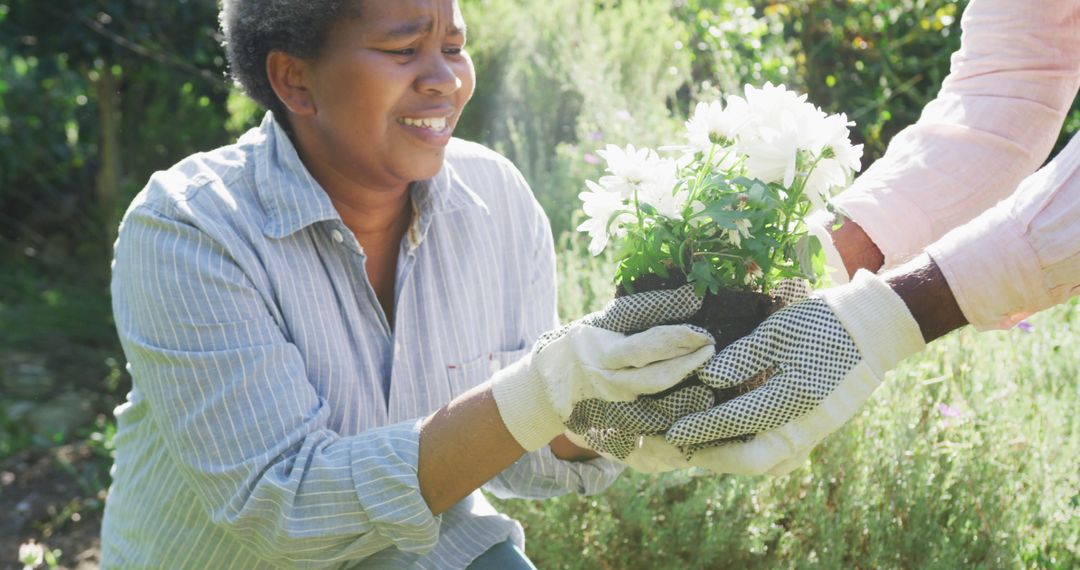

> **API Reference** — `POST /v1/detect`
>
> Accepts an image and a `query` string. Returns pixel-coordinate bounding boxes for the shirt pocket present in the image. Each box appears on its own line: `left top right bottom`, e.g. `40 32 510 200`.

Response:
445 345 530 399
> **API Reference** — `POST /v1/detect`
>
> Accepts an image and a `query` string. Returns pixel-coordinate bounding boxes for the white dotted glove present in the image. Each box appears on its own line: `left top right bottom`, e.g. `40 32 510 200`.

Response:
564 383 716 461
663 271 925 475
491 287 715 452
562 279 814 468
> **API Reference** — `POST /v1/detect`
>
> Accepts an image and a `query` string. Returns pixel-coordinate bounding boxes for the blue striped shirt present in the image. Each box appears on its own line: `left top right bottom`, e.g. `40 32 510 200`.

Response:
102 114 623 568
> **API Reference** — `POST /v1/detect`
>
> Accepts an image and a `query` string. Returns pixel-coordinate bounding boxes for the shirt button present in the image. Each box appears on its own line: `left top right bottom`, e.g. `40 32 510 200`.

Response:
331 229 345 244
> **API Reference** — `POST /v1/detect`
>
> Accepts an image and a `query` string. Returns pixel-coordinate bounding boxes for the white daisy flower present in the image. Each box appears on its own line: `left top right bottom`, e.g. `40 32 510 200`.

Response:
685 97 748 152
577 181 631 256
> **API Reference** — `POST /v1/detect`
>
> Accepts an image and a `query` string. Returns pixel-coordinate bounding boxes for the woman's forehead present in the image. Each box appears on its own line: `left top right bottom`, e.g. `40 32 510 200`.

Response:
356 0 466 33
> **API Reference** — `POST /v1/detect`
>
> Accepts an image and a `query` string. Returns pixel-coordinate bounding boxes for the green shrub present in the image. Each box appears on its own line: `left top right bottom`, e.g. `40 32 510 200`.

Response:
461 0 695 237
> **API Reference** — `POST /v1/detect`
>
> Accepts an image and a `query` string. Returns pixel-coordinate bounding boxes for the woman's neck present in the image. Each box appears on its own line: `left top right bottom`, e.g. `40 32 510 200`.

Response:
291 131 413 240
332 190 412 243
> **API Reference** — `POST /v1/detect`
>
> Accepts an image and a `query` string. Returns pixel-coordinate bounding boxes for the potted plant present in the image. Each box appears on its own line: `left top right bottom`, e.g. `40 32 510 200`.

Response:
577 82 862 419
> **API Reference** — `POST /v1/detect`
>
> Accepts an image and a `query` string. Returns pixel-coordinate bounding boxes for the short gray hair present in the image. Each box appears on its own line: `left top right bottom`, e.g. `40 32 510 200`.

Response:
220 0 361 124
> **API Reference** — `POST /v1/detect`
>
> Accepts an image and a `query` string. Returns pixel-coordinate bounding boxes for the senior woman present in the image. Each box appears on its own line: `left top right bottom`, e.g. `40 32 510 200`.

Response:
100 0 714 568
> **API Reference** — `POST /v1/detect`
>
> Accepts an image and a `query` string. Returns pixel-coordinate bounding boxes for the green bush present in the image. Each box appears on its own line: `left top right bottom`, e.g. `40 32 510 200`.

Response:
781 0 965 161
461 0 693 237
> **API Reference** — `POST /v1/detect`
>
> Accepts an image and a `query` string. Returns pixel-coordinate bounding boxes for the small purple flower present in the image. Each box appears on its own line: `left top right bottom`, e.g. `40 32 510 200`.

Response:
1015 320 1035 333
583 153 602 165
937 403 962 429
937 403 962 418
589 131 604 142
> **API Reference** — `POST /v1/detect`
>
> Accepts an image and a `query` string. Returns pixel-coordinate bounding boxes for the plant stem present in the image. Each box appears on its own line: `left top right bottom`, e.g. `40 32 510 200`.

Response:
767 152 827 294
692 251 745 261
680 144 723 274
633 187 645 232
687 144 718 206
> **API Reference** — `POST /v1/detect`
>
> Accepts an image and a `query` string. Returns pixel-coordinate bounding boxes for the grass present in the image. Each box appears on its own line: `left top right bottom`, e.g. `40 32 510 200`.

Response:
487 235 1080 569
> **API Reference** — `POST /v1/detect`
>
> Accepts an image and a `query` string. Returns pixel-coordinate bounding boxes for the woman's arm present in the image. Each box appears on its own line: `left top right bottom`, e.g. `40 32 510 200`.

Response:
926 132 1080 330
831 0 1080 268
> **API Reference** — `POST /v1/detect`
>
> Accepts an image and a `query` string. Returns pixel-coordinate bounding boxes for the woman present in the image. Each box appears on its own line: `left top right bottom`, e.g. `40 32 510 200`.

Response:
100 0 713 567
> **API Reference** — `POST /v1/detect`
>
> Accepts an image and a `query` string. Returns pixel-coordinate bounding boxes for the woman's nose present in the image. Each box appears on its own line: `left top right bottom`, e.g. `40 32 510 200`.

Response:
416 53 462 96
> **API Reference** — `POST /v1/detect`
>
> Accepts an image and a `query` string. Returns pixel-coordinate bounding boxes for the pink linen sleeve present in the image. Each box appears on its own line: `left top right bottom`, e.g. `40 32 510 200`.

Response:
926 133 1080 330
831 0 1080 267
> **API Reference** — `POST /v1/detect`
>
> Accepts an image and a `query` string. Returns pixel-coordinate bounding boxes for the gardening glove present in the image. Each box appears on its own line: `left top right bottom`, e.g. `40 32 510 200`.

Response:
663 270 925 475
582 432 807 475
563 278 815 469
564 382 716 461
491 286 715 452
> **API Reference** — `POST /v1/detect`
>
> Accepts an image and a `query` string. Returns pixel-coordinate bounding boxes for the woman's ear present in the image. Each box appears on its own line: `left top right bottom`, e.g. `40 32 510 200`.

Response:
266 51 317 117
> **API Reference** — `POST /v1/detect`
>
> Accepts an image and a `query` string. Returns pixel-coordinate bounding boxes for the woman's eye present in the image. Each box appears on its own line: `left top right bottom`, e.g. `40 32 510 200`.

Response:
386 48 416 56
443 47 464 56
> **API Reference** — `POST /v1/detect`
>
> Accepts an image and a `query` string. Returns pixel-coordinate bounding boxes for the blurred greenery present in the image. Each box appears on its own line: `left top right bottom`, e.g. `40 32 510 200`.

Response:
1 0 1077 567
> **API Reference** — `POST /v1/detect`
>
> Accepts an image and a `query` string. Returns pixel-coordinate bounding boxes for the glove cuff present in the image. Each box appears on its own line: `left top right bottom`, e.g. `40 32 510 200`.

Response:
490 354 562 452
820 270 926 374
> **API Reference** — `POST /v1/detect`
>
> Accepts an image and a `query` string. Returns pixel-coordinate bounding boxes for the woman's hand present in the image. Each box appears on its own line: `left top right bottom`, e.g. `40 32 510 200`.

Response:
830 215 885 277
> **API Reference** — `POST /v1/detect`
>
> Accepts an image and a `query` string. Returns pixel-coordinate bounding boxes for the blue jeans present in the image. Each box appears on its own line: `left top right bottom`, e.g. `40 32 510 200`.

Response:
466 539 537 569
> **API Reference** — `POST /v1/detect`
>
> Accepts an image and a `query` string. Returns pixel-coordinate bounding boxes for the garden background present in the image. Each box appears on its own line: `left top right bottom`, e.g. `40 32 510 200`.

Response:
1 0 1077 568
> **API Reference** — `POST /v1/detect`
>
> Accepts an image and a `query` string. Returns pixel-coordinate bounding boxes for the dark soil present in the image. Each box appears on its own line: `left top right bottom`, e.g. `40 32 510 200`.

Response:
0 445 104 570
617 272 784 403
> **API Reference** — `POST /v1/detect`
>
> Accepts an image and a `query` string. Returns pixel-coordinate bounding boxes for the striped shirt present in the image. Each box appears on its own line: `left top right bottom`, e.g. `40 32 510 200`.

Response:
101 113 624 569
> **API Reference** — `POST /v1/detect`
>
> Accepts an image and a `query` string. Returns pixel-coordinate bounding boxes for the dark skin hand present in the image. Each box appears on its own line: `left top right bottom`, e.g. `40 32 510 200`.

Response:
883 253 969 343
830 215 885 278
829 215 968 342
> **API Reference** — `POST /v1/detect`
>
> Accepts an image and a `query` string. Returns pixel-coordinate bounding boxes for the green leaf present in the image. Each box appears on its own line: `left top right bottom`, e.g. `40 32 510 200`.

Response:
793 236 818 284
732 175 756 189
651 224 676 243
651 259 671 279
700 204 743 231
744 236 775 255
688 260 723 297
703 173 731 192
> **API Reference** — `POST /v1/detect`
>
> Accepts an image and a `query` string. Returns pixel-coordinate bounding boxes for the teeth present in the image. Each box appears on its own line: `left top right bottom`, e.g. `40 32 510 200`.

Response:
401 117 448 130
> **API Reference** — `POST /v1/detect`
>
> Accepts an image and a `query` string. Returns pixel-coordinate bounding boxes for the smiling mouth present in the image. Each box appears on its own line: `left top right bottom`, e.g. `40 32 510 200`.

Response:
399 116 450 132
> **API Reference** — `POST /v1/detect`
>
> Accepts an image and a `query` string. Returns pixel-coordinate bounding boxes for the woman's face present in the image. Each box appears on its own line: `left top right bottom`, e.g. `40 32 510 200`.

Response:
300 0 475 191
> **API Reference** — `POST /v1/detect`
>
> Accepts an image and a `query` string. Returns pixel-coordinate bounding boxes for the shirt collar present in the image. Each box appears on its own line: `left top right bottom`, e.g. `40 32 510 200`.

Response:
255 114 340 239
410 156 489 216
254 113 488 240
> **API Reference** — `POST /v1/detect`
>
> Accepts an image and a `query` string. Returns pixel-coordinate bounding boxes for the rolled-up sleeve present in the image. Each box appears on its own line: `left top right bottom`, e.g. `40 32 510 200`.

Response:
484 447 625 500
832 0 1080 267
112 204 440 565
927 133 1080 330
